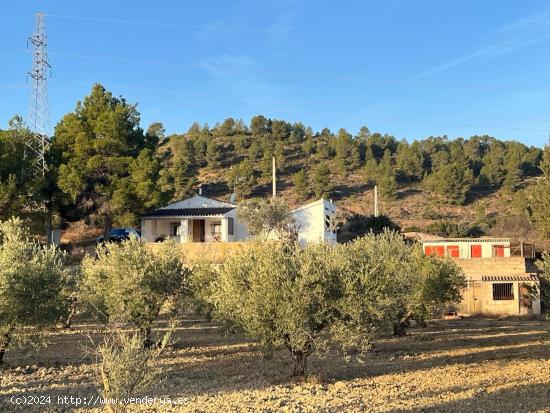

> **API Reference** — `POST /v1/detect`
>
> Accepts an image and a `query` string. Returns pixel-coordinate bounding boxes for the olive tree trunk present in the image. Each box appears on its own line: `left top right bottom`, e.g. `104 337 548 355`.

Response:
62 298 78 329
286 340 313 377
0 324 16 363
291 350 308 376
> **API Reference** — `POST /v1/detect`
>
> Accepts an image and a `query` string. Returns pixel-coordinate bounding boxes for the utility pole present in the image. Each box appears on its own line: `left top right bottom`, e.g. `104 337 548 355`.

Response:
272 155 277 198
374 185 379 217
27 12 53 242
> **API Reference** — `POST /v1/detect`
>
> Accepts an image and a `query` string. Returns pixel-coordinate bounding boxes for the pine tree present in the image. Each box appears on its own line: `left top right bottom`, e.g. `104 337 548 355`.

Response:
261 147 273 180
364 147 379 184
425 162 473 205
479 141 506 187
377 150 398 200
302 133 315 156
503 145 524 192
335 128 351 173
206 139 222 168
187 121 201 136
292 169 310 199
349 141 362 170
396 140 424 181
271 119 291 141
230 159 256 198
274 140 285 172
312 163 332 198
54 84 155 237
540 141 550 177
247 140 261 161
526 141 550 236
289 122 305 143
250 115 271 138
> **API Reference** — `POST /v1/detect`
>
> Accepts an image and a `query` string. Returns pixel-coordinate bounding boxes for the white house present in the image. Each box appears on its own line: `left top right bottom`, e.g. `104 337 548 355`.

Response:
140 195 337 244
292 198 337 245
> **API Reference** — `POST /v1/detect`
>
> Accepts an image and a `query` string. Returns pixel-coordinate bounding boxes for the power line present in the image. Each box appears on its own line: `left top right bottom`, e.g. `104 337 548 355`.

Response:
44 14 301 36
49 52 196 69
0 15 33 23
48 49 550 96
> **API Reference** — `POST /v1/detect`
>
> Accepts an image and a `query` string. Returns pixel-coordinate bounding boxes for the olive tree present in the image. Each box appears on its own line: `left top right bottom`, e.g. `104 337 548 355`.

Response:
342 231 465 336
537 253 550 313
209 241 372 376
94 328 172 413
0 218 66 363
81 238 190 346
237 197 295 240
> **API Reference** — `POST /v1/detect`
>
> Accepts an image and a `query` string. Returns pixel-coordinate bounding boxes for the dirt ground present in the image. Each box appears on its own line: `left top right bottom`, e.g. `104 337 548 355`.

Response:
1 317 550 412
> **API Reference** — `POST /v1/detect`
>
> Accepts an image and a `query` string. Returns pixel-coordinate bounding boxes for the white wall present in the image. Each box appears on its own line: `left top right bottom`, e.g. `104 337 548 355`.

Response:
224 209 249 241
292 199 337 245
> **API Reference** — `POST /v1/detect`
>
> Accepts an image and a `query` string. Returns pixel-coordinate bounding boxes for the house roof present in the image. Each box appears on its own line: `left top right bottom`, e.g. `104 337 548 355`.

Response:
143 207 234 218
481 274 538 282
422 238 511 244
159 194 235 210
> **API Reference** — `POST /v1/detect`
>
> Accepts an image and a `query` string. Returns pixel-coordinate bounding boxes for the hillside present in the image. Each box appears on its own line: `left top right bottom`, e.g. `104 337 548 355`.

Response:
2 86 548 248
157 120 547 248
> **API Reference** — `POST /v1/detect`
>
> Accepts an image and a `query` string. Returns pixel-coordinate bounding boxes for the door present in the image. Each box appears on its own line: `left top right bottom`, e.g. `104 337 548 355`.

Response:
470 244 482 258
471 281 483 315
192 219 205 242
493 245 505 258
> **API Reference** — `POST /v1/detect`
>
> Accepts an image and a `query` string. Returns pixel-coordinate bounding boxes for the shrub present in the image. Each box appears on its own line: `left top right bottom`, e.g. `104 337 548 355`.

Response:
426 221 483 238
94 328 171 413
0 218 67 362
337 214 400 243
81 238 190 346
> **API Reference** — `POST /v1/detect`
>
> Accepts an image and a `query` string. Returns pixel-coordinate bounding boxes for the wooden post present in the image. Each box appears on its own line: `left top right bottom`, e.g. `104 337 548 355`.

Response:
272 156 276 198
374 185 379 217
520 241 524 258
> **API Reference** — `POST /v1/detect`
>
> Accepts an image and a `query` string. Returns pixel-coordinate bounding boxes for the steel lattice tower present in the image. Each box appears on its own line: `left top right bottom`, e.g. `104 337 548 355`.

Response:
27 12 51 176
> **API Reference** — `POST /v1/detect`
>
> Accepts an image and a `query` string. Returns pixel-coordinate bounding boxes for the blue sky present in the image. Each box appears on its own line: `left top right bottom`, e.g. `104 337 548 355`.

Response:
2 0 550 147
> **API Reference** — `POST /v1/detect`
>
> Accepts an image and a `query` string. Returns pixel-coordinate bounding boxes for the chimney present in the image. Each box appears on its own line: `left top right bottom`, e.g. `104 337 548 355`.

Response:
198 185 202 196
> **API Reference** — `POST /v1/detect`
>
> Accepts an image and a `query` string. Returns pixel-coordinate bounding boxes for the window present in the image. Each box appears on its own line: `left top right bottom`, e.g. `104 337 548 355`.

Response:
211 223 221 235
470 244 482 258
493 245 505 258
227 217 234 236
493 283 514 300
170 223 180 236
425 246 444 257
210 223 222 241
447 245 459 258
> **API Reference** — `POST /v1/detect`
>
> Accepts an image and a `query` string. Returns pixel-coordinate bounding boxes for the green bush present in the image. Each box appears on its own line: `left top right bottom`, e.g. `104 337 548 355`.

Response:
209 241 368 376
81 238 190 345
207 233 465 375
337 214 400 243
342 231 465 336
0 218 67 362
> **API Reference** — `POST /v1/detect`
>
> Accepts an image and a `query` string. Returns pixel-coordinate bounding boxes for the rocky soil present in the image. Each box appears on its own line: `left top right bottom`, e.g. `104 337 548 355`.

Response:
1 318 550 412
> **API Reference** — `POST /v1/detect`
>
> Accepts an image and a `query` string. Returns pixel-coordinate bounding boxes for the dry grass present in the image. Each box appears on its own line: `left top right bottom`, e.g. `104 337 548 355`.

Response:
1 318 550 412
